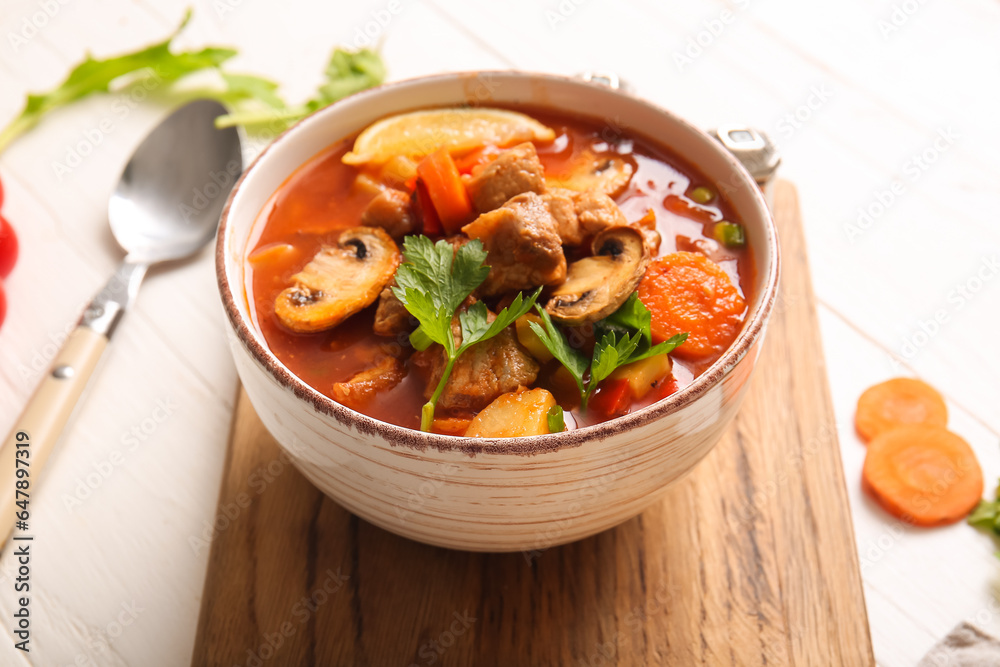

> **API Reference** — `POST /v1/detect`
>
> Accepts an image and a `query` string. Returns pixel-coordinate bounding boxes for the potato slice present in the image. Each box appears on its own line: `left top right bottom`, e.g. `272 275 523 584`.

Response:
609 354 673 400
465 388 557 438
343 108 556 166
515 313 554 363
274 227 400 333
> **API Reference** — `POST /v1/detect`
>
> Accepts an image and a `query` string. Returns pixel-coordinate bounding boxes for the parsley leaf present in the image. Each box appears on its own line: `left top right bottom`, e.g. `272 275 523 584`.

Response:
531 293 688 411
528 308 588 398
391 236 540 432
588 331 642 397
0 10 236 154
0 11 387 155
215 48 386 130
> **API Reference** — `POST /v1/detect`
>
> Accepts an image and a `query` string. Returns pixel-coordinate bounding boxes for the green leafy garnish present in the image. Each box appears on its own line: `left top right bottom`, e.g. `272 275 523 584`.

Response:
0 10 387 154
391 236 541 432
529 293 688 410
969 480 1000 557
0 10 235 154
214 48 386 130
547 405 566 434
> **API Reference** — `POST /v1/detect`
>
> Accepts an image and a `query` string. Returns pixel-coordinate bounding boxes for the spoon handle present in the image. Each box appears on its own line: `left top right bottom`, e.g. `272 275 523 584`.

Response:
0 327 108 543
0 261 146 546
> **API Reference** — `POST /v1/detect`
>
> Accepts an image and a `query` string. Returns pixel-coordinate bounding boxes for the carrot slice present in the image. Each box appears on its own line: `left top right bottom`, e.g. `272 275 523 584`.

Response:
637 251 746 360
416 148 474 234
862 425 983 527
855 377 948 442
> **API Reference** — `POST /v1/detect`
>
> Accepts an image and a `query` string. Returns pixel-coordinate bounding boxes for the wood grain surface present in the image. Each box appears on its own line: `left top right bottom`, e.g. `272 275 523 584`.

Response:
191 181 874 666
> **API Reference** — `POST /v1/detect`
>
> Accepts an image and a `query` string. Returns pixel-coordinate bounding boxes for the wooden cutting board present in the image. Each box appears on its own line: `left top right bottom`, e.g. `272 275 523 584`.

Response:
192 181 874 666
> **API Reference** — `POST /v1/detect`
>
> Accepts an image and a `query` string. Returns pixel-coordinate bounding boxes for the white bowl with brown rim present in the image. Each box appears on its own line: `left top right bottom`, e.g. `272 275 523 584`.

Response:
216 71 780 552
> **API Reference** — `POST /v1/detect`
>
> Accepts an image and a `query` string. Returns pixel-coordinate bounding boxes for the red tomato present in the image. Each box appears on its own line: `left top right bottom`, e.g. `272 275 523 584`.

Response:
0 282 6 329
589 378 631 420
0 216 17 278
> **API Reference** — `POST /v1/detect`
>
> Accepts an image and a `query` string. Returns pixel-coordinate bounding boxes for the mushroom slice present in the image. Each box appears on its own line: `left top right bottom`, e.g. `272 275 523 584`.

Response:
547 151 635 199
544 226 649 325
274 227 400 333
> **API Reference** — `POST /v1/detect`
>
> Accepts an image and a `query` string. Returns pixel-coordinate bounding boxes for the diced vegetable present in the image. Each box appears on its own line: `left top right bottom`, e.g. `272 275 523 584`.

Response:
454 145 503 174
465 388 557 438
663 194 716 224
342 108 556 166
588 379 631 420
609 353 673 400
634 208 656 229
413 180 443 236
416 149 474 234
547 405 566 433
431 417 473 437
248 242 299 268
638 252 746 361
689 186 715 204
379 155 418 187
712 220 746 248
863 425 983 527
352 173 385 198
855 378 948 442
515 313 554 362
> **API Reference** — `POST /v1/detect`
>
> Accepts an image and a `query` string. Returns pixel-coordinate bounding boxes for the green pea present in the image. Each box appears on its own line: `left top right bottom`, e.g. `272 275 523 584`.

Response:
713 221 746 248
690 186 715 204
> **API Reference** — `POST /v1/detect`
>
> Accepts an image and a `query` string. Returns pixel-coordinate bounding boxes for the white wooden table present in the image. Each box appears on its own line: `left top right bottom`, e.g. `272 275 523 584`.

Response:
0 0 997 664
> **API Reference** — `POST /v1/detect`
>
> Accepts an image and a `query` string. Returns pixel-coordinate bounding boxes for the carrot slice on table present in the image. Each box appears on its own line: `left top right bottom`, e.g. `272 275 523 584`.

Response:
855 377 948 442
637 251 746 360
862 425 983 527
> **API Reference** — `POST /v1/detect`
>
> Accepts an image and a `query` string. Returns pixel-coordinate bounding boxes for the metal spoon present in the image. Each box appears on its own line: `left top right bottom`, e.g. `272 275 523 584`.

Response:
0 100 242 544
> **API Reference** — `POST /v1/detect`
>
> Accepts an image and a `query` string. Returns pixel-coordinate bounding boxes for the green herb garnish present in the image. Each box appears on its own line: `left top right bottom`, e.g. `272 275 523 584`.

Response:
392 236 541 432
529 293 687 410
0 10 386 154
547 405 566 434
214 48 386 130
0 10 234 154
969 480 1000 543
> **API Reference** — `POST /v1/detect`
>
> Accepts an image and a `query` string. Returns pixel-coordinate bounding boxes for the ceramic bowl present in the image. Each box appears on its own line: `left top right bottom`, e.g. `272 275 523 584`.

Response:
216 72 779 552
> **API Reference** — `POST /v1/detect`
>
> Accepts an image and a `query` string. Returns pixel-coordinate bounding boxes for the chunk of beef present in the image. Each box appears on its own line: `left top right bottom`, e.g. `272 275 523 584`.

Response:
537 189 630 247
461 192 566 295
572 190 628 237
331 356 406 409
361 188 419 239
373 279 415 337
412 325 539 413
465 142 546 213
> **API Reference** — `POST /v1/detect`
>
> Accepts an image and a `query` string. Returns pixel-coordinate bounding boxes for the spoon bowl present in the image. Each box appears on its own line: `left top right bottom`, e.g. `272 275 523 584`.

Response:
109 99 242 264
